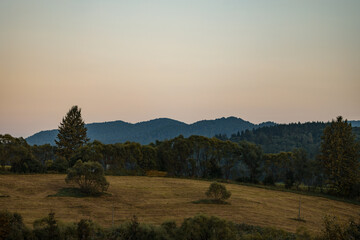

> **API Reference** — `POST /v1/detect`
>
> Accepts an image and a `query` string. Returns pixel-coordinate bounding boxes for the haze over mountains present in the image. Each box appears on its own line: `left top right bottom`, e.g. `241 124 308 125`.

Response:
26 117 276 145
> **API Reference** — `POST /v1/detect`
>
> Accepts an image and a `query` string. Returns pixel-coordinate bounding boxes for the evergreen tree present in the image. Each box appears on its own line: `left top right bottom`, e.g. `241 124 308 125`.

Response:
319 116 360 196
55 106 89 161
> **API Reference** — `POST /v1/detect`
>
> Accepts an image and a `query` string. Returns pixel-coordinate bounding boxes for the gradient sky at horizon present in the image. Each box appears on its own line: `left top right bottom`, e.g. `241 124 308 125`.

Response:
1 0 360 138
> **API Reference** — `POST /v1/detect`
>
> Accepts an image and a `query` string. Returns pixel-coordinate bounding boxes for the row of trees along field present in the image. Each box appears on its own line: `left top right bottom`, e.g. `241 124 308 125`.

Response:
1 106 359 198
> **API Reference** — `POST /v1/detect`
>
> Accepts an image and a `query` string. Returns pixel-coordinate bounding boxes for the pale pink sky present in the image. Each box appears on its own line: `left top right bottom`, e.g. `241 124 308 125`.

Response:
1 1 360 137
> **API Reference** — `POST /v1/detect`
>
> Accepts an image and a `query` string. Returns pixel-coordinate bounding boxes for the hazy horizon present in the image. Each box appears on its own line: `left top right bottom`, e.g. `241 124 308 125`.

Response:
1 0 360 138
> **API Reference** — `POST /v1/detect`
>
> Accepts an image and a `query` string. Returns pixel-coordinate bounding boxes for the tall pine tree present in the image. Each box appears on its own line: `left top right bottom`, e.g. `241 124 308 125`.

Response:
55 106 89 161
319 116 360 196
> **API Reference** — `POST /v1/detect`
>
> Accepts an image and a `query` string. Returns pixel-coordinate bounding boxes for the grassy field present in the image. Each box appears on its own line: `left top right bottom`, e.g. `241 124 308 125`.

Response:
0 174 359 234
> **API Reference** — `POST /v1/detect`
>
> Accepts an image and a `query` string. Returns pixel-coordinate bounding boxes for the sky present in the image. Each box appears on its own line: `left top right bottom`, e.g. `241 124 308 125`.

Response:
1 0 360 138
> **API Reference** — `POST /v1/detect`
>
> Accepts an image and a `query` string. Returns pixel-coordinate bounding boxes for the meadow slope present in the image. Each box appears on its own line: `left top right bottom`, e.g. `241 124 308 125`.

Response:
1 174 359 234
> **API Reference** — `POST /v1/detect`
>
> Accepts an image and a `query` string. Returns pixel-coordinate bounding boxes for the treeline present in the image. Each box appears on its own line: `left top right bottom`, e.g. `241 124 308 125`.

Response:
0 134 314 181
2 210 359 240
217 122 360 159
0 133 347 195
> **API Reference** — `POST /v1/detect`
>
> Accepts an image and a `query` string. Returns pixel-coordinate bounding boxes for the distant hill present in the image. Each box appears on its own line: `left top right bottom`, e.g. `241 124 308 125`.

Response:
26 117 276 145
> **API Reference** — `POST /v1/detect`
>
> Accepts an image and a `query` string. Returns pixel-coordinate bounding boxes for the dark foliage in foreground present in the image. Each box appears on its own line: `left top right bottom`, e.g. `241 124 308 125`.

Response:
2 210 360 240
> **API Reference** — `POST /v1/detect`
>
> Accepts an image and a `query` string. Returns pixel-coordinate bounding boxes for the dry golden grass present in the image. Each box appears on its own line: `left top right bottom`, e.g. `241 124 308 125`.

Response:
0 174 359 234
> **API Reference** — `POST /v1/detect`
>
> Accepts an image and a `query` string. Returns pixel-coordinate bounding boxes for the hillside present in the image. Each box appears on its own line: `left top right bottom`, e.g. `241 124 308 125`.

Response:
26 117 275 145
0 174 359 234
228 122 360 158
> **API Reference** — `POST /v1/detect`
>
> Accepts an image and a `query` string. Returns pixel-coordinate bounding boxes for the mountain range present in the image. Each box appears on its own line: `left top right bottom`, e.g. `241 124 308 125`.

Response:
25 118 360 146
25 117 276 145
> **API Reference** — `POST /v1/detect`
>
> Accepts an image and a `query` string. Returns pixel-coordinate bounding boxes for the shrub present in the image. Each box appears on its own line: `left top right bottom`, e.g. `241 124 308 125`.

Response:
107 215 169 240
0 211 29 240
11 158 44 173
77 219 94 240
206 182 231 201
65 160 109 195
77 219 104 240
179 215 238 240
317 215 360 240
58 222 77 240
33 211 61 240
161 220 177 239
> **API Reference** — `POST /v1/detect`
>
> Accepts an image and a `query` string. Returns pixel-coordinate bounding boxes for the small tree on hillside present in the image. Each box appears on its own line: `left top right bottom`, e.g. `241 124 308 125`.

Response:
65 160 109 194
206 182 231 201
56 106 89 161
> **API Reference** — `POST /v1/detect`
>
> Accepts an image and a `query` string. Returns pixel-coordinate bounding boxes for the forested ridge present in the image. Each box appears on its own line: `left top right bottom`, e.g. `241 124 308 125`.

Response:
26 117 275 145
219 122 360 159
26 118 359 154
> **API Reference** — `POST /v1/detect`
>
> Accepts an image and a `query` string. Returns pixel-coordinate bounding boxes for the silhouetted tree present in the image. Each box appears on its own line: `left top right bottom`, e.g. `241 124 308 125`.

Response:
55 106 89 161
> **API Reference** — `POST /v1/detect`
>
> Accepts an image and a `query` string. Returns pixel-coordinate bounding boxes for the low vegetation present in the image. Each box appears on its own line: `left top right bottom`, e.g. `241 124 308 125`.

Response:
1 210 360 240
